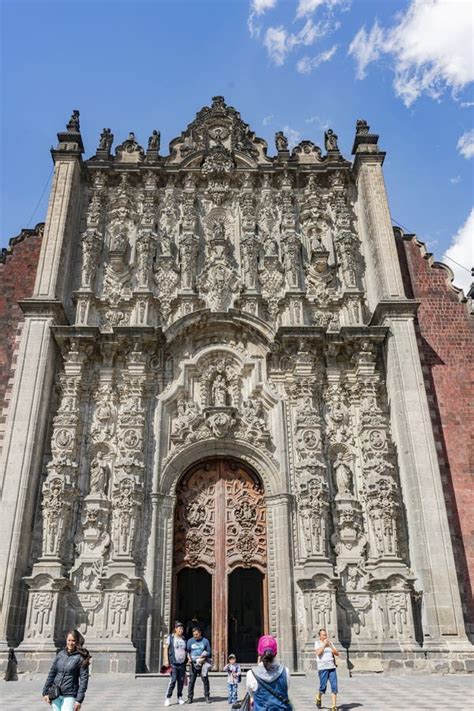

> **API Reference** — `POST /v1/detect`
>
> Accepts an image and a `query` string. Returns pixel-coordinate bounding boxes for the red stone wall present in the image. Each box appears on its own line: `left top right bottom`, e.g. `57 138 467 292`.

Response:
395 228 474 633
0 224 44 453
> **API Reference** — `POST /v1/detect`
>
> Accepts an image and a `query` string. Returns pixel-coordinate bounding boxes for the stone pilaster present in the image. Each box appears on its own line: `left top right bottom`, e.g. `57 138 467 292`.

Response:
0 115 84 666
352 123 468 647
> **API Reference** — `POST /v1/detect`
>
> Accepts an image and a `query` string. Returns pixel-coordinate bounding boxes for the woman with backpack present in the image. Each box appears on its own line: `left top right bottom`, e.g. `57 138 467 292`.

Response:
246 635 292 710
42 629 90 710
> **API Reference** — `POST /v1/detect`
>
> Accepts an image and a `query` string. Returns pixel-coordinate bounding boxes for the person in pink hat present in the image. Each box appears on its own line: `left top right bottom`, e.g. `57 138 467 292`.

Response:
246 635 292 710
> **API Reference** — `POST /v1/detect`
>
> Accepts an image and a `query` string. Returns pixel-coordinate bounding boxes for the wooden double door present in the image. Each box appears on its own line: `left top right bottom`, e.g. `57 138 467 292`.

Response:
173 459 268 668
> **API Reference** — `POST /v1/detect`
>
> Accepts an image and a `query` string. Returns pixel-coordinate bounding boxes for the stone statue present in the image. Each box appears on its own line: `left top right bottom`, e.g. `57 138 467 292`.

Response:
324 129 339 151
148 129 160 150
67 110 80 132
334 453 353 496
99 128 113 151
275 131 288 152
90 452 109 495
211 374 228 407
212 220 225 241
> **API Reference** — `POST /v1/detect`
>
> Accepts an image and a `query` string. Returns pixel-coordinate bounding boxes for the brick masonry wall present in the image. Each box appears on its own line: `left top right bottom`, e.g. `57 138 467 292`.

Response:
395 228 474 634
0 224 44 455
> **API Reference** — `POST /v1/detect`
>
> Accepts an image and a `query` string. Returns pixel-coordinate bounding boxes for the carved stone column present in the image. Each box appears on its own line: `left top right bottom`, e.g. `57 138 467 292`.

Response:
16 339 88 666
266 493 296 670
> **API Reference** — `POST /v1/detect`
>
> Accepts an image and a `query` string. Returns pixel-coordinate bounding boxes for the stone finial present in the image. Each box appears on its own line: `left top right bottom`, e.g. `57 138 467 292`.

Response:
211 95 226 111
66 110 80 132
356 119 370 135
275 131 289 152
351 118 380 156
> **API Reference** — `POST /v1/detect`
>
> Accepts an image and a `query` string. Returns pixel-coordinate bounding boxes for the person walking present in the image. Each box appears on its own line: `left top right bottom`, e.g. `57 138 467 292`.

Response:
42 629 90 710
246 635 292 710
315 628 339 711
186 626 212 704
223 653 241 705
163 621 187 706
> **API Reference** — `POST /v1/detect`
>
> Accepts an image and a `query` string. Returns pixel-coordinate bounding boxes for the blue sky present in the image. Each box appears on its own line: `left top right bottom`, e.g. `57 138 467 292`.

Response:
1 0 472 290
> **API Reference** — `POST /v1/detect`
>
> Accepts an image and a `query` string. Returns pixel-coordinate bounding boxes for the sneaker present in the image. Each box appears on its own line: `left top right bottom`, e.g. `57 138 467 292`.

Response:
178 699 185 706
164 700 170 707
316 694 322 708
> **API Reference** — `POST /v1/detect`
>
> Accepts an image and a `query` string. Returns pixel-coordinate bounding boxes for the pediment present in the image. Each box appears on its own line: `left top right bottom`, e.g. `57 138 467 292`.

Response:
166 96 271 168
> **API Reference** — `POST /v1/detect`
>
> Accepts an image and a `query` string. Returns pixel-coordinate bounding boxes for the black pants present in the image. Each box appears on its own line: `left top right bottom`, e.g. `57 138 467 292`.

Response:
187 663 210 700
166 663 186 699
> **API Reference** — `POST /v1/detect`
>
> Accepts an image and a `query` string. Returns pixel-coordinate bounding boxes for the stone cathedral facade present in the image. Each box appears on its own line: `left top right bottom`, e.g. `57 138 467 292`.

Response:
0 98 471 675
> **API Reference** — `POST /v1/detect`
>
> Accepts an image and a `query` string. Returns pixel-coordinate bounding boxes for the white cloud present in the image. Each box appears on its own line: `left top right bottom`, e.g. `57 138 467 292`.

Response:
442 208 474 294
248 0 278 38
296 0 347 19
282 125 301 147
349 0 474 106
252 0 277 13
457 129 474 159
263 19 324 65
348 21 384 80
305 115 330 130
297 44 338 74
262 114 274 126
449 175 461 185
460 101 474 108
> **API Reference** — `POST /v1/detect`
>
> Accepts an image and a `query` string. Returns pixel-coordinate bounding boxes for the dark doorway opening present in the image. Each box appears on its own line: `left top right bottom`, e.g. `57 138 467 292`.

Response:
175 567 212 642
228 567 264 663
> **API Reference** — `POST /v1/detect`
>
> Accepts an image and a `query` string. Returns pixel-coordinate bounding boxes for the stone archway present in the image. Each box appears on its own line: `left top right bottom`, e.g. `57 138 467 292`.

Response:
172 458 268 668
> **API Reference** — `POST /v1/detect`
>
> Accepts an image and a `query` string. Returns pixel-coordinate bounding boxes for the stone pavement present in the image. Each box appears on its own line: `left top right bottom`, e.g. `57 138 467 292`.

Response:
1 673 473 710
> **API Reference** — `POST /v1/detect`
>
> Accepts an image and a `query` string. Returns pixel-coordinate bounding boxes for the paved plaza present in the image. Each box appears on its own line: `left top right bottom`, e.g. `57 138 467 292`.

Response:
1 673 472 710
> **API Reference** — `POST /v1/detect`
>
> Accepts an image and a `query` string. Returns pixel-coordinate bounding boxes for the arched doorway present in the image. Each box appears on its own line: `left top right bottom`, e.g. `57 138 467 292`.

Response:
173 459 268 669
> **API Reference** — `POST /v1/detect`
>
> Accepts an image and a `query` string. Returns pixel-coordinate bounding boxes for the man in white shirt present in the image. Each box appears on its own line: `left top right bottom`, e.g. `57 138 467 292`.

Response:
314 628 339 711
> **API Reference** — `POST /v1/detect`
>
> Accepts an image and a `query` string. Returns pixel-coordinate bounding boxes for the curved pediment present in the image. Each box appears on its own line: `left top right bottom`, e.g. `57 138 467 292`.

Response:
166 95 271 168
163 307 276 347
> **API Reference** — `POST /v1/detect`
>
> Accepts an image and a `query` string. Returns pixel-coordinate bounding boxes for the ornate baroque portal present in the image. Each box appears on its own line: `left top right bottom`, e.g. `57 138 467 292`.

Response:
0 98 470 676
173 459 267 668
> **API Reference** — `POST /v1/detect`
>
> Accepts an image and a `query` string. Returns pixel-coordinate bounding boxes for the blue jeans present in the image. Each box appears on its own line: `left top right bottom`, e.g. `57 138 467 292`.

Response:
227 682 238 703
318 668 338 694
52 698 75 711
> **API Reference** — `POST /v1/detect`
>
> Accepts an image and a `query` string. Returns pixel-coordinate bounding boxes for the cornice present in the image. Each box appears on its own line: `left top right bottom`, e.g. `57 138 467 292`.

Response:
19 299 69 324
369 299 420 326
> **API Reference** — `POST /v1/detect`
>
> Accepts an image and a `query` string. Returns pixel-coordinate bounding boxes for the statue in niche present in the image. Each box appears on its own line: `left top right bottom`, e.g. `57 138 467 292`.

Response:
334 453 353 496
148 129 160 150
89 452 109 496
211 374 228 407
275 131 288 152
212 220 226 241
111 230 127 252
264 237 279 257
98 128 113 151
324 129 339 151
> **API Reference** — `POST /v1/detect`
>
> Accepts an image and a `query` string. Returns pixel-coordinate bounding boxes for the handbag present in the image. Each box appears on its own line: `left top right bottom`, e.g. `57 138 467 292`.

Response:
47 670 65 701
47 684 62 702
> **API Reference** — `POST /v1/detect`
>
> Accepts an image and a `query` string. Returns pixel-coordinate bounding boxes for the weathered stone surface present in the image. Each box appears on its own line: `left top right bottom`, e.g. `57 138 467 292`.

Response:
0 101 472 676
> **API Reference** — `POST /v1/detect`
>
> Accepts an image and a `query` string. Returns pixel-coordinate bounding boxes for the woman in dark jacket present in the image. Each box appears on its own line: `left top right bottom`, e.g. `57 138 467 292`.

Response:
42 629 90 710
